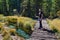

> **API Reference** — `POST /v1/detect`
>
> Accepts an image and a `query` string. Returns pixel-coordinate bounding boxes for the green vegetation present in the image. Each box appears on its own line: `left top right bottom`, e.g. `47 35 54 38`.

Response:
0 15 36 39
47 19 60 33
0 0 60 18
0 0 60 39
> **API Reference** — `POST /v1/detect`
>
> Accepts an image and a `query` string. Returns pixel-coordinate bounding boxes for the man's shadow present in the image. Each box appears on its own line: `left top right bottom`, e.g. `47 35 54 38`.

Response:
42 28 56 34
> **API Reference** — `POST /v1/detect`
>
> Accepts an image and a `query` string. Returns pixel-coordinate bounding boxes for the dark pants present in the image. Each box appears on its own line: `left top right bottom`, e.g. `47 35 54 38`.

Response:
39 20 42 28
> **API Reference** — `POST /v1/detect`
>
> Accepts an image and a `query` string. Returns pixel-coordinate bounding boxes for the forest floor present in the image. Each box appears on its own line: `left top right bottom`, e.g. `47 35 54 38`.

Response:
27 19 60 40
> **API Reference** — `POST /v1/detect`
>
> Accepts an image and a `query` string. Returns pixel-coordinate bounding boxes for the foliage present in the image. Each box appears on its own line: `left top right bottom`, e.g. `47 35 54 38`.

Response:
5 16 36 35
2 30 12 40
0 15 36 39
57 10 60 18
0 22 5 34
9 29 16 37
47 19 60 33
0 0 60 18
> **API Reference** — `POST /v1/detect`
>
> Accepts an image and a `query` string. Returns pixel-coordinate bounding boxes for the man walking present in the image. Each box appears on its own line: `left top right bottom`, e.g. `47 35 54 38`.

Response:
38 9 43 29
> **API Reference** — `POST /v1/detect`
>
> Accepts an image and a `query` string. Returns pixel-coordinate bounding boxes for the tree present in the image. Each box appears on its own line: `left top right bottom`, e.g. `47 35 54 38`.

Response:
42 0 49 18
8 0 22 15
0 0 7 15
49 0 57 18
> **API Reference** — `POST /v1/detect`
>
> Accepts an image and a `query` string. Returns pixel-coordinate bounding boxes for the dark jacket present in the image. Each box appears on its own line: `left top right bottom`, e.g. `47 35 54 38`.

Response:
39 11 43 18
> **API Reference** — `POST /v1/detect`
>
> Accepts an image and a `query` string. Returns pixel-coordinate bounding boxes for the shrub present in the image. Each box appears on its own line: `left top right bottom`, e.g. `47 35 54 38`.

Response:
0 16 37 39
0 22 5 33
0 14 5 22
52 26 58 33
2 30 12 40
7 16 18 27
23 23 32 35
47 19 60 33
57 11 60 18
9 29 16 36
6 16 36 35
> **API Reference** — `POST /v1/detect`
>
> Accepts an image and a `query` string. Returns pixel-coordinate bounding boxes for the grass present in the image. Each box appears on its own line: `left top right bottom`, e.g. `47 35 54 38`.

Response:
6 16 37 31
47 18 60 33
0 15 37 39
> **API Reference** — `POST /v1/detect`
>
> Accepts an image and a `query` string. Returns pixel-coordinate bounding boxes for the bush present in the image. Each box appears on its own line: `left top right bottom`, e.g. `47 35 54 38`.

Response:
6 16 36 35
18 17 36 35
9 29 16 36
57 11 60 18
52 26 58 33
0 22 5 33
23 23 32 35
0 14 5 22
7 16 18 27
4 16 36 35
2 30 12 40
47 19 60 33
